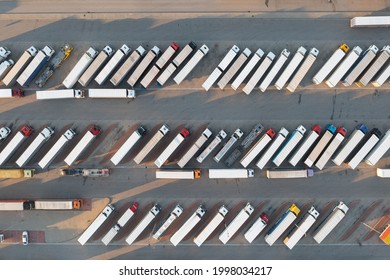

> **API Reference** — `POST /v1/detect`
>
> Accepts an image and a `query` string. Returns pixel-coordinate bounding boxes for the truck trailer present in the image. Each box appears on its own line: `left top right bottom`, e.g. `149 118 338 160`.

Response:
289 125 322 166
155 169 200 179
208 168 254 179
177 128 212 168
372 62 390 87
266 169 314 179
0 88 24 98
259 49 290 92
36 89 85 100
351 16 390 28
273 125 306 166
240 128 275 168
365 129 390 166
256 127 289 169
154 128 189 168
304 124 336 167
196 130 227 163
231 48 264 90
88 88 135 99
275 46 306 90
357 45 390 87
153 205 183 240
244 213 269 243
0 169 34 178
127 46 160 87
315 127 347 170
377 168 390 178
213 128 244 163
0 125 33 165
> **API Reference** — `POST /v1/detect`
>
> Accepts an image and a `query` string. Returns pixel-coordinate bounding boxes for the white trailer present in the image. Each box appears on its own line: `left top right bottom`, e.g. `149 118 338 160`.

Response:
0 126 33 165
155 169 200 179
34 200 82 210
194 205 228 247
126 204 161 245
348 128 382 169
266 169 314 179
213 128 244 163
313 202 348 244
357 45 390 87
289 125 322 166
36 89 85 100
208 168 254 179
244 213 269 243
284 206 320 250
110 127 146 165
178 128 212 168
170 205 206 246
219 202 254 244
88 88 135 99
273 125 306 166
231 48 264 90
259 49 290 92
240 128 275 168
242 52 275 95
315 127 347 170
351 16 390 27
174 44 209 84
154 128 189 168
365 129 390 166
256 128 289 169
127 46 160 87
0 59 14 80
377 168 390 178
196 130 227 163
275 47 307 90
304 124 336 167
372 63 390 87
133 124 169 164
0 88 23 98
78 204 115 245
153 205 183 240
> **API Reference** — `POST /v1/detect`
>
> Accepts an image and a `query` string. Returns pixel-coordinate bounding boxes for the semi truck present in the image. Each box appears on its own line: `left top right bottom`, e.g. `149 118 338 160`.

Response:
153 205 183 240
133 124 170 164
17 46 55 87
196 130 227 163
202 45 240 91
219 202 254 244
0 199 82 211
64 125 101 166
110 46 146 86
62 47 98 88
16 127 54 167
351 16 390 27
275 46 307 90
156 169 200 179
0 169 34 178
377 168 390 178
315 127 347 170
173 44 209 85
170 205 206 246
213 128 244 163
244 213 269 243
304 124 336 167
259 49 290 92
157 42 197 86
312 43 349 85
365 129 390 166
240 128 275 168
78 46 113 87
266 169 314 179
256 128 289 169
140 42 180 88
101 202 138 245
0 47 10 62
127 46 160 87
154 128 189 168
313 202 348 244
0 60 14 80
0 88 24 98
36 89 85 100
78 204 115 245
60 168 109 177
0 125 33 166
110 126 146 165
289 125 322 166
273 125 306 167
208 168 254 179
265 204 300 246
193 205 229 247
357 45 390 87
88 88 135 99
287 48 319 93
177 128 212 168
284 206 320 250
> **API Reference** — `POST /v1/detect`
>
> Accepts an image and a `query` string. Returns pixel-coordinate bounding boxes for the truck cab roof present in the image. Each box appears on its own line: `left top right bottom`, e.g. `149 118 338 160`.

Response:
21 125 33 136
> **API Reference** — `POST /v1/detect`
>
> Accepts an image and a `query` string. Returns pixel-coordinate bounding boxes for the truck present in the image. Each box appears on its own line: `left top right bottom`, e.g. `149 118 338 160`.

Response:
88 88 135 99
34 199 82 210
101 202 138 245
256 128 289 169
157 42 197 86
17 46 55 87
173 44 209 85
127 46 160 87
266 169 314 179
225 123 264 167
94 44 131 85
287 48 319 93
347 128 382 169
213 128 244 163
16 127 54 167
155 169 200 179
202 45 240 91
38 129 76 168
219 202 254 244
284 206 320 250
244 212 269 243
342 45 379 86
0 169 35 178
193 205 229 247
242 52 276 95
0 88 24 98
0 126 11 140
240 128 275 168
36 89 85 100
365 129 390 166
208 168 254 179
273 125 306 167
110 46 146 86
275 46 307 90
196 130 227 163
351 16 390 27
0 125 33 166
325 46 362 88
62 47 98 88
0 47 10 63
315 127 347 170
177 128 212 168
304 124 336 167
133 124 170 164
313 202 348 244
231 48 264 91
0 60 14 80
259 49 290 92
312 43 349 85
153 205 183 240
170 205 206 246
126 204 161 245
78 204 115 245
289 125 322 166
377 168 390 178
77 46 113 87
35 43 73 88
265 204 300 246
357 45 390 87
60 168 110 177
140 42 180 88
217 48 252 90
154 128 189 168
64 125 101 166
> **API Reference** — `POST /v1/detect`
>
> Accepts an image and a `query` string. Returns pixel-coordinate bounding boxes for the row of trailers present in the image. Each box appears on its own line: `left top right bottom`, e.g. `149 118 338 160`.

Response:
78 202 349 250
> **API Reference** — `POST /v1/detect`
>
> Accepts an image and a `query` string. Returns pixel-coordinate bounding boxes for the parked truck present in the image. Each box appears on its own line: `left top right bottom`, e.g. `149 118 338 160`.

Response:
315 127 347 170
266 169 314 179
273 125 306 167
60 168 109 177
0 60 14 80
177 128 212 168
275 47 307 90
377 168 390 178
0 169 35 178
154 128 189 168
127 46 160 87
155 169 200 179
304 124 336 167
256 128 289 169
289 125 322 166
110 127 146 165
365 129 390 166
34 199 82 210
36 89 85 100
357 45 390 87
259 49 290 92
244 213 269 243
62 47 98 88
64 125 101 166
0 125 33 166
196 130 227 163
0 47 10 63
213 128 244 163
88 88 135 99
0 88 24 98
351 16 390 27
209 168 254 179
2 47 34 86
153 205 183 240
